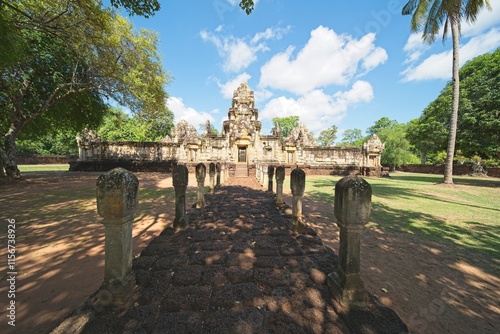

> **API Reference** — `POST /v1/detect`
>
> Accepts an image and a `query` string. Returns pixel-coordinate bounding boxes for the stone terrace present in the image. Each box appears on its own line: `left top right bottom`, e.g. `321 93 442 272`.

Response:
74 177 407 334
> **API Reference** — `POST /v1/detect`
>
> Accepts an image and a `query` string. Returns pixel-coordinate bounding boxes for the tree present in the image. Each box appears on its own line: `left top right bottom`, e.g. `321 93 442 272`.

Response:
402 0 492 184
367 117 397 135
272 116 300 140
0 1 169 179
378 123 420 169
338 129 365 146
317 125 338 146
407 49 500 161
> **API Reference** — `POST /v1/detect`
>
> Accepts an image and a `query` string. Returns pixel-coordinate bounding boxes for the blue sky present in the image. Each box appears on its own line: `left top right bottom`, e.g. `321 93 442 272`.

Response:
129 0 500 140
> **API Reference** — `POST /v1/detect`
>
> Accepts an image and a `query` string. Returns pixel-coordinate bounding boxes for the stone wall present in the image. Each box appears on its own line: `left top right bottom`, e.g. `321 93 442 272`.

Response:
17 155 75 164
398 164 500 178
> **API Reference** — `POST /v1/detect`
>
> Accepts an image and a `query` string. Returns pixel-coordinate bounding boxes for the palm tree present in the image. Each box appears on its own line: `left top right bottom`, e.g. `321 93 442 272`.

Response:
402 0 491 184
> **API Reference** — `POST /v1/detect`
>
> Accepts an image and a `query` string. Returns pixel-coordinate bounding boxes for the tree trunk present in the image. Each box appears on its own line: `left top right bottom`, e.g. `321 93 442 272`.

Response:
443 20 460 184
1 130 22 179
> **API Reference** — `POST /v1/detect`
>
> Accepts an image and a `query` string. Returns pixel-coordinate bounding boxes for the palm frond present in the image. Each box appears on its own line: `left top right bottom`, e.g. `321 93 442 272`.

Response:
465 0 492 22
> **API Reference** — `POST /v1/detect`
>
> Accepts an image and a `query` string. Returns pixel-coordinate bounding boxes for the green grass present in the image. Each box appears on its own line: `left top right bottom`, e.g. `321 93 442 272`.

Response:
18 164 69 172
302 172 500 259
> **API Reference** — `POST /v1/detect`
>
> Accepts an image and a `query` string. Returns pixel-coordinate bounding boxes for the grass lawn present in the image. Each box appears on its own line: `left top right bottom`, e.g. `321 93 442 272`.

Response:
18 164 70 172
297 172 500 260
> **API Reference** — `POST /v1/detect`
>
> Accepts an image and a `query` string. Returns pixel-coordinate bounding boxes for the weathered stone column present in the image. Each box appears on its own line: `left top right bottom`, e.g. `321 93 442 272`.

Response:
275 166 285 206
263 165 269 188
290 167 306 233
255 163 260 179
195 163 206 209
328 175 371 310
96 167 138 306
173 164 189 231
267 165 275 192
220 162 225 184
216 162 221 186
209 162 216 194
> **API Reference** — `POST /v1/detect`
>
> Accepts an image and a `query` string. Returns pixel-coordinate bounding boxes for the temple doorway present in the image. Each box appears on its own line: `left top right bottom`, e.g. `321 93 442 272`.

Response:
238 147 247 163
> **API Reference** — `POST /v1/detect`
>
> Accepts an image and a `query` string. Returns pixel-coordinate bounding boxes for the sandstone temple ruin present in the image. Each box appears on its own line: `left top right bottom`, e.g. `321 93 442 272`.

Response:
72 82 385 176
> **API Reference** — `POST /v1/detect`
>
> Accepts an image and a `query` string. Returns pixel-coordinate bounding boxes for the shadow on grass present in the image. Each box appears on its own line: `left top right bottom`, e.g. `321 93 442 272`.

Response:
304 175 500 261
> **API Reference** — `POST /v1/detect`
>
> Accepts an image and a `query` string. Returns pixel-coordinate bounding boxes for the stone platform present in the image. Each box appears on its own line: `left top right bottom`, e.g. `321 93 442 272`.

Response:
65 177 407 334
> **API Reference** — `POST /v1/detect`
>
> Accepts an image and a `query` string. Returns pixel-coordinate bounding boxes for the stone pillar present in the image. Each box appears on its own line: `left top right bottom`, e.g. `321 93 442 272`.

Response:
290 167 306 233
195 163 206 209
275 166 285 206
209 162 216 194
255 163 260 179
173 164 189 231
263 165 268 188
328 175 372 310
220 162 225 184
216 162 221 186
96 167 138 306
267 165 275 192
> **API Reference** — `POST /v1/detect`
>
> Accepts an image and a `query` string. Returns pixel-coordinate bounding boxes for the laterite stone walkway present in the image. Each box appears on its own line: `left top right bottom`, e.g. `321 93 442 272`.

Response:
81 176 407 333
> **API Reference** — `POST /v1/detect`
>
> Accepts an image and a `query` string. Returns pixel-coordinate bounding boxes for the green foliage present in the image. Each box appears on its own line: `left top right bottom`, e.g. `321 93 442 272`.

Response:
272 116 300 139
338 129 365 146
0 1 170 178
408 49 500 160
367 117 397 135
378 123 420 168
239 0 255 14
97 108 173 141
317 125 338 146
110 0 161 18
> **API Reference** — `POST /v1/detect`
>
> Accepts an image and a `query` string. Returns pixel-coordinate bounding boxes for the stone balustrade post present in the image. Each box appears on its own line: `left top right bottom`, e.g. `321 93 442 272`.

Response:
209 162 216 194
328 175 372 310
173 164 189 231
275 166 285 206
195 163 206 208
290 167 306 233
96 167 138 306
263 165 269 188
220 162 225 184
255 163 260 179
267 165 275 192
259 165 264 186
216 162 221 186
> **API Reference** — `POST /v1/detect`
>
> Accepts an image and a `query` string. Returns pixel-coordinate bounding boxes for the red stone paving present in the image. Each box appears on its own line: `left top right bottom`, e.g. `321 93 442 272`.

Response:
74 177 407 333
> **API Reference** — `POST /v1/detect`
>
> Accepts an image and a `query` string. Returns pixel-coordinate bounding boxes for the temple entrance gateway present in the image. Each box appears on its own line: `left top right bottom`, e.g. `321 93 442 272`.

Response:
238 147 247 163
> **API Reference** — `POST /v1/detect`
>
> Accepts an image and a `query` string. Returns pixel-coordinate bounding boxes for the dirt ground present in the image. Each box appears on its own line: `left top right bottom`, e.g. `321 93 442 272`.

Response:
0 171 499 334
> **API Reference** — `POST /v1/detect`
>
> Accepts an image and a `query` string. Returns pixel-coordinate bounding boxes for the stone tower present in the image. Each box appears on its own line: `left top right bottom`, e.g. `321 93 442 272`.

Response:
222 82 262 163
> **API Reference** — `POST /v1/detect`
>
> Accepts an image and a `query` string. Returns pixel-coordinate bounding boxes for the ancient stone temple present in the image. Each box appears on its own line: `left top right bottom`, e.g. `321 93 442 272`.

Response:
72 82 385 176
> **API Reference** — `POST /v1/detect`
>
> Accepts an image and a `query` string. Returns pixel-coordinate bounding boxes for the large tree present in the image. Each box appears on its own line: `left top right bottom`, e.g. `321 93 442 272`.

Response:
317 125 338 146
272 116 300 140
408 48 500 161
338 129 365 146
402 0 491 184
0 1 169 179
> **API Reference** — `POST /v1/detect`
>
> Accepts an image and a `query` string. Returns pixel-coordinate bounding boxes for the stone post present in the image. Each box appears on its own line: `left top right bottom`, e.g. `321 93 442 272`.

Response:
173 164 189 231
267 165 275 192
328 175 372 310
195 163 206 209
96 167 138 306
209 162 216 194
290 167 306 233
220 162 225 184
255 163 260 179
216 162 221 186
275 166 285 206
263 165 269 188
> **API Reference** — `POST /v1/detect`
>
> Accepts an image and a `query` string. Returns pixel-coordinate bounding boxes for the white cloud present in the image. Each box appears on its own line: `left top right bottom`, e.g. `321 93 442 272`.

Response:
216 73 252 99
260 80 374 133
200 24 288 73
259 26 387 95
402 27 500 81
167 97 215 127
